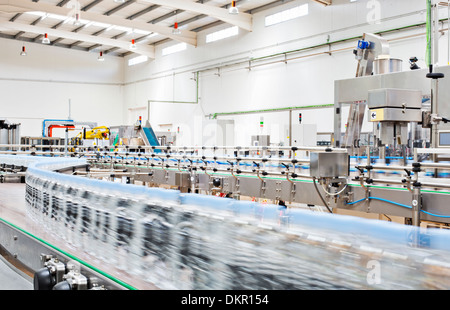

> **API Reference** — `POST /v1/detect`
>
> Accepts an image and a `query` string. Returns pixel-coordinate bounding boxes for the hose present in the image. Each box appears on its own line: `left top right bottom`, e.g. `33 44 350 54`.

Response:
321 183 348 196
346 196 450 218
312 177 333 214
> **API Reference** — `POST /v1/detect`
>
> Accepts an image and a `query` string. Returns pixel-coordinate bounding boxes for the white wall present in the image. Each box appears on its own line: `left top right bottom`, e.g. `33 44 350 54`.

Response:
4 0 445 145
0 39 124 138
123 0 446 147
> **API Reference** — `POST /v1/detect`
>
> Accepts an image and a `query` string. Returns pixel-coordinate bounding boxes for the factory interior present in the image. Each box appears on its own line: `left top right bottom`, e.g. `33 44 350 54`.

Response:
2 0 450 293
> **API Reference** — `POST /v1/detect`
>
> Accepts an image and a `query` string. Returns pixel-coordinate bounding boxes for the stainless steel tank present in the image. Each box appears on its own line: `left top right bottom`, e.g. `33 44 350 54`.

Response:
373 58 403 74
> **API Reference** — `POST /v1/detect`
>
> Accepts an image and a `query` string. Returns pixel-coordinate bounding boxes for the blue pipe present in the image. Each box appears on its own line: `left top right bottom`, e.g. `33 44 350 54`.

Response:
42 119 74 137
347 196 450 218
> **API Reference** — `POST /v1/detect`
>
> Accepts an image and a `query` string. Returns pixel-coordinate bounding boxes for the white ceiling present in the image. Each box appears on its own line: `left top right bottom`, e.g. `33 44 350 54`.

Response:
0 0 315 58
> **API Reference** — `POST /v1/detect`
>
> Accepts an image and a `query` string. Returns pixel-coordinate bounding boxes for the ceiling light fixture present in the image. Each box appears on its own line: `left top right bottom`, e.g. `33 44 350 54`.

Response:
130 39 137 49
42 33 50 44
98 51 105 62
20 46 27 56
114 0 125 3
172 22 181 35
229 1 239 14
172 11 181 35
73 13 81 26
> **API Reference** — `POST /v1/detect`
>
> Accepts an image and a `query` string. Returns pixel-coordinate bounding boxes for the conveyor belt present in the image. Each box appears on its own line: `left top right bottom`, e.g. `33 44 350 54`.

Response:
0 184 155 290
4 155 450 290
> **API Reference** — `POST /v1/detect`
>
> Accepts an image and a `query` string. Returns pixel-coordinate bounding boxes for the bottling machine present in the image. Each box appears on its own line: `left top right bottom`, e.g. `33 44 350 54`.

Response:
2 32 450 290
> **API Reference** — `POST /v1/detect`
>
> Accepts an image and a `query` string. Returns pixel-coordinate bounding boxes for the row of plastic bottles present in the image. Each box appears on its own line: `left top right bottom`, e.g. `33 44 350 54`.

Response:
26 172 301 289
15 154 450 290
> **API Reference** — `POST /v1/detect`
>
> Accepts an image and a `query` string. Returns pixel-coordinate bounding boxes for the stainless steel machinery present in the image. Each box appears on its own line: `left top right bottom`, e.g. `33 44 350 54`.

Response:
367 88 423 159
0 119 20 151
3 30 450 290
342 33 403 155
3 153 450 290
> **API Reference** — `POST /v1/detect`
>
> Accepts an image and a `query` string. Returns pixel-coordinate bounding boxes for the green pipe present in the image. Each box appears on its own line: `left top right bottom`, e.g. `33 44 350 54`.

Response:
426 0 432 67
211 14 446 119
148 9 444 120
249 36 362 63
148 71 199 106
145 12 439 108
249 11 442 65
211 104 334 119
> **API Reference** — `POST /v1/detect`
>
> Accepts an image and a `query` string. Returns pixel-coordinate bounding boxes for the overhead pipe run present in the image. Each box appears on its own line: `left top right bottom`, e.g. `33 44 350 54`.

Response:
209 104 334 120
146 71 200 121
202 13 450 79
208 19 450 119
42 119 74 137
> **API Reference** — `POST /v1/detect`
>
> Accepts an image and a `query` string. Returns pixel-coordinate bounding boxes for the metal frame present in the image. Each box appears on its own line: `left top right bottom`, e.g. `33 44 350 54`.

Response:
3 144 450 225
0 0 294 57
0 218 131 290
3 150 450 289
87 161 450 224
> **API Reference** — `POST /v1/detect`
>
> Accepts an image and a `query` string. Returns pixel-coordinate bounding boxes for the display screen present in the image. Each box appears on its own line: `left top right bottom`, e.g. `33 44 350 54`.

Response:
439 132 450 146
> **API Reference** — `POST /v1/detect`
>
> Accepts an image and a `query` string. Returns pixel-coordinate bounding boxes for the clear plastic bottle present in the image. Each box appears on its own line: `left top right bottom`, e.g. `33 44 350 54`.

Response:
48 182 60 235
60 185 73 244
99 195 116 264
102 190 117 256
115 204 132 271
79 190 93 255
41 179 51 230
88 192 103 258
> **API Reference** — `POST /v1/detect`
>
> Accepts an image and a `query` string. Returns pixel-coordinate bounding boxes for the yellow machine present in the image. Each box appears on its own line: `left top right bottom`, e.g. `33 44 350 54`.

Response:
81 126 110 140
70 126 110 147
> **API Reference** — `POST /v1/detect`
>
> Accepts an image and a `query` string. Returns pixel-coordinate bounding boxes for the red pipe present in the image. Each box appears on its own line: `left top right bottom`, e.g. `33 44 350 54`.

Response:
48 125 75 137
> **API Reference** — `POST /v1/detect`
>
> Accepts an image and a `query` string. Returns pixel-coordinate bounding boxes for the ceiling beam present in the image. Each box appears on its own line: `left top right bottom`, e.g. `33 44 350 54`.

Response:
82 0 104 12
0 21 155 58
312 0 331 6
127 4 160 20
136 0 253 31
0 32 94 53
0 0 197 46
19 0 101 43
104 0 136 16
